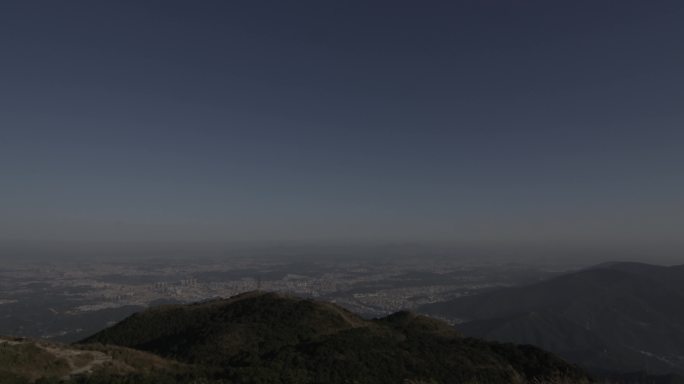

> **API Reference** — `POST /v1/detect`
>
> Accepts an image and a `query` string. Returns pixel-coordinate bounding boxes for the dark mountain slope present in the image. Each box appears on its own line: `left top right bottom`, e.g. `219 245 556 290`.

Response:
420 262 684 375
80 291 366 365
81 291 589 384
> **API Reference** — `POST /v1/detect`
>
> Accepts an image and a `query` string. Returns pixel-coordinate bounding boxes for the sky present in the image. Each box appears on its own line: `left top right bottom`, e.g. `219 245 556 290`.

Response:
1 1 684 259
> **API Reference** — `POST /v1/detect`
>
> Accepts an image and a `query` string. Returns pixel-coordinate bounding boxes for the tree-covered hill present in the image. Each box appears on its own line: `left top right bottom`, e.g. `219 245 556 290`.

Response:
79 291 589 384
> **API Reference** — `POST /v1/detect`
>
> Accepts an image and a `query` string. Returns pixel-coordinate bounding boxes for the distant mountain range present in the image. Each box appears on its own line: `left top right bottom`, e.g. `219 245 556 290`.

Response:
2 291 589 384
419 262 684 377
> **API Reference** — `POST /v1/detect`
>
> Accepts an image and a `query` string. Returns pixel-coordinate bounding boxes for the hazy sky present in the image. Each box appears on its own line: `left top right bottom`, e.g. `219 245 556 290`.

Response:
1 1 684 256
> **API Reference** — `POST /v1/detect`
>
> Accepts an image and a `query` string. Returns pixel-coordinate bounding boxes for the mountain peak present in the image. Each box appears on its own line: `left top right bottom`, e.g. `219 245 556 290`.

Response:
79 292 588 383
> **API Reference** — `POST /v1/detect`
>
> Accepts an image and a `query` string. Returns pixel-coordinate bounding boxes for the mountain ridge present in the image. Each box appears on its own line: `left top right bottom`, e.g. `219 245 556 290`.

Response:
77 291 589 383
419 262 684 375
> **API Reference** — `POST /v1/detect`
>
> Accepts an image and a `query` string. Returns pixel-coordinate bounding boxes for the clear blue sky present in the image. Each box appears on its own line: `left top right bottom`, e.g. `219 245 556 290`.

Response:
1 1 683 258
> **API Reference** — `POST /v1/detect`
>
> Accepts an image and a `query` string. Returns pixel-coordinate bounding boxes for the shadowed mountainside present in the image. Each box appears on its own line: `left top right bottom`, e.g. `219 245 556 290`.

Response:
420 262 684 376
